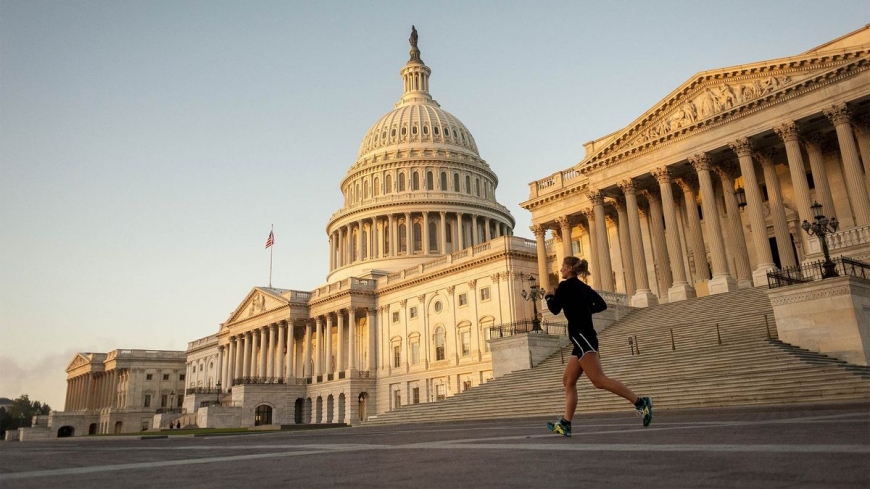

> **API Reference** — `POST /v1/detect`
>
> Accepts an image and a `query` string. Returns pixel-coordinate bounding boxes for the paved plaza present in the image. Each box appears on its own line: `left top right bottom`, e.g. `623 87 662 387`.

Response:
1 403 868 488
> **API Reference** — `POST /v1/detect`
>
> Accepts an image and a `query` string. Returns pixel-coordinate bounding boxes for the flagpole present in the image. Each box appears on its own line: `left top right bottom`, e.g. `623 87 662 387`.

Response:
269 224 274 288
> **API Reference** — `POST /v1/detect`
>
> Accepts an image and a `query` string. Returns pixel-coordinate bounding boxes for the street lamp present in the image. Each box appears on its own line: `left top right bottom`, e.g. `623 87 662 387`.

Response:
734 186 747 209
215 381 221 406
520 274 545 332
801 201 839 278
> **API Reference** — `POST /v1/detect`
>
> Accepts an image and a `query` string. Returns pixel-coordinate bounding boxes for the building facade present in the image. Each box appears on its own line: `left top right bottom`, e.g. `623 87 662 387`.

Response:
523 26 870 304
50 349 186 436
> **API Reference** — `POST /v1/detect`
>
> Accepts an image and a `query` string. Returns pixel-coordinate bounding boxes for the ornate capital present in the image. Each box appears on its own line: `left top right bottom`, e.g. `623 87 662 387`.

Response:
446 285 455 295
774 121 801 143
675 176 698 193
491 273 501 283
417 294 426 302
467 279 477 290
586 189 605 206
555 216 572 229
729 137 753 157
617 178 637 195
530 224 546 238
399 299 407 307
753 149 776 168
823 103 851 126
712 162 738 182
688 153 711 172
651 167 672 185
640 187 660 202
581 207 596 220
852 113 870 136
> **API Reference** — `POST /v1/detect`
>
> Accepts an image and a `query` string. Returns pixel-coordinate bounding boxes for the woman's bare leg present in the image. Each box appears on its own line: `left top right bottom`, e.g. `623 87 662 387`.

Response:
562 356 584 422
579 352 638 403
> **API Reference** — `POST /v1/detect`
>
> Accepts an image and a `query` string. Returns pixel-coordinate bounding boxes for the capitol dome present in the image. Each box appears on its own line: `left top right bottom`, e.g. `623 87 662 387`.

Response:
326 27 515 283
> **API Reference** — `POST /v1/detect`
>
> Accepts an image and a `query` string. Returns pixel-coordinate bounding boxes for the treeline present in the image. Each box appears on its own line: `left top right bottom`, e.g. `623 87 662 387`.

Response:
0 395 52 438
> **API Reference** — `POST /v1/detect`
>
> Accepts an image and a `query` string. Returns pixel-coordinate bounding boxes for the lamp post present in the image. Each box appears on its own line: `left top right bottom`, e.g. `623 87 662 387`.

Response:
801 201 839 278
169 392 175 413
215 381 221 406
520 274 545 332
734 186 747 209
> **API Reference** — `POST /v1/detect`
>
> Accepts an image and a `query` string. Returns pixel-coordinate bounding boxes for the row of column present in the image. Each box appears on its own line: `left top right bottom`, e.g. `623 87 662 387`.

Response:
535 102 869 305
330 211 510 270
65 370 121 412
220 309 379 389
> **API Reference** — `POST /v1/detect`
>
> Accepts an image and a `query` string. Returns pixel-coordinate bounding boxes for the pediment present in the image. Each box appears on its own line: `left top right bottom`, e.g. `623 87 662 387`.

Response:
225 287 290 325
65 353 93 372
580 42 869 171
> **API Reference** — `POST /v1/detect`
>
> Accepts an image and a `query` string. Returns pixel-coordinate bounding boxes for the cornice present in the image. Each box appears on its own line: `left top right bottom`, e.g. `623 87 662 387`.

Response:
521 182 589 211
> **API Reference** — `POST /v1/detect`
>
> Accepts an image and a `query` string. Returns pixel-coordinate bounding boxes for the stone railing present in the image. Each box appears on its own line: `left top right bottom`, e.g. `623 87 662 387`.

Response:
528 166 588 199
826 224 870 251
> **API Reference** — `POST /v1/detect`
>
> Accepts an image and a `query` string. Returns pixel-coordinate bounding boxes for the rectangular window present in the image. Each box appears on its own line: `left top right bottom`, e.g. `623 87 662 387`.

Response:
411 342 420 365
436 383 446 400
144 394 151 408
480 287 490 301
179 374 185 381
394 390 401 409
458 293 468 307
463 380 472 392
436 345 445 361
393 345 401 368
177 396 183 408
162 374 169 381
409 306 417 319
461 331 471 356
392 311 399 323
806 172 815 190
413 387 420 404
572 239 582 255
161 395 168 408
146 374 153 381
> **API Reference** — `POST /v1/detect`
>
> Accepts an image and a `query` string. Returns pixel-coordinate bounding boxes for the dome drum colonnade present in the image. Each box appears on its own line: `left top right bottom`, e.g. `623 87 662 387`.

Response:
528 95 870 306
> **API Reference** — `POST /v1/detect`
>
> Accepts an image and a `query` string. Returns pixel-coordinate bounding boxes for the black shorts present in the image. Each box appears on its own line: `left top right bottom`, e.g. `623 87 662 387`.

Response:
569 330 599 359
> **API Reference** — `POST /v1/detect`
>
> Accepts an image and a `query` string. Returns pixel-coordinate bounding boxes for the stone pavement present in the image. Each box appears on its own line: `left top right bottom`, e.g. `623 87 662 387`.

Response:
1 403 868 488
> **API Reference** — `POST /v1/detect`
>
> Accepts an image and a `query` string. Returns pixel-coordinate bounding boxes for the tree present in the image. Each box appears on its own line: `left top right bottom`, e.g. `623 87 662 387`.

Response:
0 394 52 438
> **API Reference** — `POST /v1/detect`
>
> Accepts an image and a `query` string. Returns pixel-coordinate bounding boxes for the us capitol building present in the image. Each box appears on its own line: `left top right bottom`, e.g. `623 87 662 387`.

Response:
42 25 869 436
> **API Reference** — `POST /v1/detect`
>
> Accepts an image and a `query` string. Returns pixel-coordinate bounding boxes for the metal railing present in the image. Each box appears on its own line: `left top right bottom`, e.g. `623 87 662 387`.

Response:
232 377 286 386
767 256 870 289
487 319 568 338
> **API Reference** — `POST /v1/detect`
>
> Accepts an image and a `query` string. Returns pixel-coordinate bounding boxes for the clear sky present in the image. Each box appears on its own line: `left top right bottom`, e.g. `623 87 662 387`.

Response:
1 0 866 409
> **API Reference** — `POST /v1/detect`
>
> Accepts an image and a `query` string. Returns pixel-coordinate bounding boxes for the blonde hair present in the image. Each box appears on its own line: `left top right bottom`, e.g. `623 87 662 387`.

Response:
563 256 589 279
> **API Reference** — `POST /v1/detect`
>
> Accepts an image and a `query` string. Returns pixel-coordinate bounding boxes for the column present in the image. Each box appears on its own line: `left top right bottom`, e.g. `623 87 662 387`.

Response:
367 308 377 372
775 122 815 254
756 150 797 268
277 322 287 380
581 209 601 288
588 190 615 291
266 324 275 379
689 153 737 294
852 114 870 189
422 211 430 253
314 318 323 377
557 216 573 261
405 212 412 254
485 217 492 241
287 321 296 378
325 314 333 377
472 214 480 246
458 213 466 249
258 328 267 379
336 310 345 372
802 135 836 227
348 308 357 372
531 224 549 288
234 335 243 381
440 211 447 253
329 233 335 271
675 176 710 282
641 188 673 299
614 197 636 296
618 179 657 306
825 103 870 225
241 332 251 378
301 320 311 377
729 137 776 285
712 163 753 288
387 214 395 257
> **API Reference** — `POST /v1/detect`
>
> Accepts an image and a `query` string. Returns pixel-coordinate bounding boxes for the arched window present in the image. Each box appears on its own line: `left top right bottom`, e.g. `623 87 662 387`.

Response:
453 173 460 192
434 326 446 361
361 229 368 259
475 178 480 196
429 222 438 251
399 173 406 192
426 171 434 190
355 183 360 202
351 229 358 261
440 171 447 191
398 224 407 253
384 227 390 255
412 172 419 191
413 222 422 252
480 316 495 353
385 174 392 194
465 175 471 194
255 405 272 426
364 180 369 199
374 176 380 196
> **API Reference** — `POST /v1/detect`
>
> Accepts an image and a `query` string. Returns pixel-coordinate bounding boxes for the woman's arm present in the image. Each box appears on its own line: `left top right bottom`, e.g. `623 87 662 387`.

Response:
587 287 607 314
544 283 563 315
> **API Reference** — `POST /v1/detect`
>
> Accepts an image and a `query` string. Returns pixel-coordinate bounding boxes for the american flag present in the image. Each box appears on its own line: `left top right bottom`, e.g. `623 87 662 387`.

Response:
265 230 274 249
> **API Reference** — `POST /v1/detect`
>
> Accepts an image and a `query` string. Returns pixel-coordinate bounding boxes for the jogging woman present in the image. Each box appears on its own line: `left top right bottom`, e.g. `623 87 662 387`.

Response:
544 256 652 437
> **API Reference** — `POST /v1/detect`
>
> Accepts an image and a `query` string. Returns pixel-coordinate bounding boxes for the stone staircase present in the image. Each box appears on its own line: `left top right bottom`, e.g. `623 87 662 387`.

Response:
364 287 870 425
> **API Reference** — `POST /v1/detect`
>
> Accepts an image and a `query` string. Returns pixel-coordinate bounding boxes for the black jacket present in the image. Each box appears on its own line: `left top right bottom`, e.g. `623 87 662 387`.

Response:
544 277 607 337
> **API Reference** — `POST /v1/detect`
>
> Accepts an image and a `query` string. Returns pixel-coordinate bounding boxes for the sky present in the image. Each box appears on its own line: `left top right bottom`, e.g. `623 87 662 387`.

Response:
1 0 866 409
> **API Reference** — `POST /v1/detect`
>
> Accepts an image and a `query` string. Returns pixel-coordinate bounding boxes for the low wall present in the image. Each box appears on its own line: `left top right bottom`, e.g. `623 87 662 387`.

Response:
767 275 870 366
490 332 567 379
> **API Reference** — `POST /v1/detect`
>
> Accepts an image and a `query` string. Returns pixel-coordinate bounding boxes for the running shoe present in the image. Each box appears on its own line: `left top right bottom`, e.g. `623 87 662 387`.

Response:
636 397 653 427
546 417 571 437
